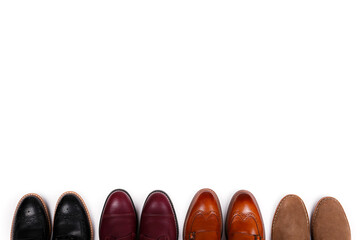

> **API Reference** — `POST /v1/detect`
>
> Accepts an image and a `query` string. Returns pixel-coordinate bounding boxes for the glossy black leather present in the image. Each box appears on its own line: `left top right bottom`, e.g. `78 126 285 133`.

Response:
52 193 92 240
12 194 51 240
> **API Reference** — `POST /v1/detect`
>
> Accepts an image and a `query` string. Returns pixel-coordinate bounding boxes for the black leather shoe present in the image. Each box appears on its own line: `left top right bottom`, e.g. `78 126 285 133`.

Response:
11 193 51 240
52 192 93 240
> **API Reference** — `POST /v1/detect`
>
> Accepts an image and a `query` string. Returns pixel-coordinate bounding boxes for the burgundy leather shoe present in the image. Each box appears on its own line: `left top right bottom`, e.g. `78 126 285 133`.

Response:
139 190 178 240
99 189 137 240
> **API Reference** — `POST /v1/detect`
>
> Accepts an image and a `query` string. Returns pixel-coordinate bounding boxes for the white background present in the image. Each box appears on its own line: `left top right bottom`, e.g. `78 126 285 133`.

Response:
0 1 359 239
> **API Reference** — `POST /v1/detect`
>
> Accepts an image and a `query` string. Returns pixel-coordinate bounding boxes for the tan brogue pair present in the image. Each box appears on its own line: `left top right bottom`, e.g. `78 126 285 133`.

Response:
183 188 265 240
272 195 351 240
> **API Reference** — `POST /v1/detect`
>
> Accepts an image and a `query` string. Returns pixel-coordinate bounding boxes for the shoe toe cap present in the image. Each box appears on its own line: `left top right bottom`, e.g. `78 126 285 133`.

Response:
104 190 135 215
142 191 173 215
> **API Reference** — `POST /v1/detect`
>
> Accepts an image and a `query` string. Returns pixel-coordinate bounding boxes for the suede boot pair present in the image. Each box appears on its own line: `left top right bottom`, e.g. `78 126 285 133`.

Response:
272 195 351 240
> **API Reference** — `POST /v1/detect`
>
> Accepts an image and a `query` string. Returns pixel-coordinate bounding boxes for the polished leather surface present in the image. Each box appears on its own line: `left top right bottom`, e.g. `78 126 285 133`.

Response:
226 190 265 240
139 191 178 240
52 192 93 240
12 194 51 240
99 189 137 240
183 189 222 240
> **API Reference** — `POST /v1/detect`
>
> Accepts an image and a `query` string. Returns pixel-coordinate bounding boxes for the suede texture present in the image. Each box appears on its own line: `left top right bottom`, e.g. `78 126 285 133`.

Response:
272 195 310 240
311 197 351 240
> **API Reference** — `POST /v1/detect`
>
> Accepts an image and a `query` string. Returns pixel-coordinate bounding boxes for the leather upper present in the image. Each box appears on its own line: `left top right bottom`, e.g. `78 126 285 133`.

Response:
183 189 222 240
12 194 51 240
99 190 137 240
139 191 178 240
226 190 265 240
52 192 93 240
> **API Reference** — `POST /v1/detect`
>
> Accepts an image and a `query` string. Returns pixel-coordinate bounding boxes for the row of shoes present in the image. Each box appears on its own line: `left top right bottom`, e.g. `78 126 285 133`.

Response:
11 188 351 240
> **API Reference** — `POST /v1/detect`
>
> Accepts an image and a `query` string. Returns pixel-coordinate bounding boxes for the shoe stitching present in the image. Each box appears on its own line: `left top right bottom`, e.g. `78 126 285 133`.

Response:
271 194 309 239
230 212 261 235
11 193 51 240
311 197 351 237
54 191 93 240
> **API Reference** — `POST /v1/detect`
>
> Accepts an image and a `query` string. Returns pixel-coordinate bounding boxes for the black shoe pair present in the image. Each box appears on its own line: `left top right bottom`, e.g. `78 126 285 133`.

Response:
11 192 93 240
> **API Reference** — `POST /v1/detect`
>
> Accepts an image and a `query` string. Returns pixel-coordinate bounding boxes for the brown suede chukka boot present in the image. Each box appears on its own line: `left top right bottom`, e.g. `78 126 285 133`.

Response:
272 195 310 240
311 197 351 240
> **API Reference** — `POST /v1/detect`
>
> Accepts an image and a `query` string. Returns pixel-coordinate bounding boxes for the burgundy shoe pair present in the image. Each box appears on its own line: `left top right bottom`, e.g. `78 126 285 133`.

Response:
99 189 178 240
